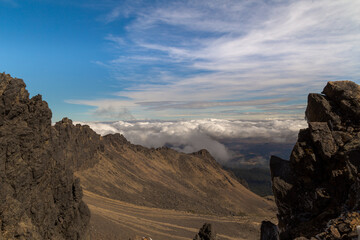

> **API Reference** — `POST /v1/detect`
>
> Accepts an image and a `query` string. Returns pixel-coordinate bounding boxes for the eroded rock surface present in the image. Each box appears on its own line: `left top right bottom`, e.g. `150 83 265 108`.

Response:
193 223 217 240
270 81 360 239
260 221 279 240
0 73 90 239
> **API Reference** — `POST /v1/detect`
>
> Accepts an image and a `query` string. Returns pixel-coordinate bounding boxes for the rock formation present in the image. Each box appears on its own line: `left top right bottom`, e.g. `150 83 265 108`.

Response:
270 81 360 239
260 221 279 240
0 73 90 239
52 117 104 171
193 223 217 240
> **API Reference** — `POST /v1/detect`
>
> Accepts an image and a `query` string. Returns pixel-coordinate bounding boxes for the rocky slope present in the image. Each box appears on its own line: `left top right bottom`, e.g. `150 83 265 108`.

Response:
270 81 360 239
0 73 90 239
76 133 274 216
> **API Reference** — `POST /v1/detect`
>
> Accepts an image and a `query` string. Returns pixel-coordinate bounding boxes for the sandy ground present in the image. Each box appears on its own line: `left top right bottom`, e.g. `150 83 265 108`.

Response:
84 190 276 240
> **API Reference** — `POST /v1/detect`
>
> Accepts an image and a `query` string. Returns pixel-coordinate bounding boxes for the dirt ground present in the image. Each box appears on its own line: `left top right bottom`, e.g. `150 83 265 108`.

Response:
84 191 276 240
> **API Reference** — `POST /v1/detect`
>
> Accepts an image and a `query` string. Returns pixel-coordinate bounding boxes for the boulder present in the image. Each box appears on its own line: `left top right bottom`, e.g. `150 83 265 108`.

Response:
194 223 217 240
260 221 279 240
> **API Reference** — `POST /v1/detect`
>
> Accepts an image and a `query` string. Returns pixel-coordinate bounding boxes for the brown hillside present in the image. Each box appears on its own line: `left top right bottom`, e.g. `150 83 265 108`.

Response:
75 132 275 217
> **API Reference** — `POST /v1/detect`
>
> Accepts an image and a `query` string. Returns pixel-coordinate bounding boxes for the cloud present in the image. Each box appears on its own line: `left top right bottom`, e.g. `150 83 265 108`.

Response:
77 118 307 162
137 98 291 110
66 99 136 120
70 0 360 121
94 106 135 120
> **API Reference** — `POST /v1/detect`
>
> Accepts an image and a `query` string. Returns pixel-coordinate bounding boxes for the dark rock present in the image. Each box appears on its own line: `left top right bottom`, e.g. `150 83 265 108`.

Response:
193 223 217 240
323 81 360 122
0 73 90 239
260 221 279 240
305 93 341 124
53 117 103 171
329 226 341 239
269 80 360 239
308 122 337 159
337 223 351 233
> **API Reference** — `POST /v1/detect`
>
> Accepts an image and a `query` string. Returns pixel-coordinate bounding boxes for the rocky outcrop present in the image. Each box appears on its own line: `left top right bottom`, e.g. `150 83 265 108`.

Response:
270 81 360 239
53 117 104 171
260 221 279 240
0 73 90 239
193 223 217 240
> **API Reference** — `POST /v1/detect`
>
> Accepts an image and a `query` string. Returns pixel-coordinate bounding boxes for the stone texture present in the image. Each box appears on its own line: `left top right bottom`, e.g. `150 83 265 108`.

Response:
270 81 360 239
260 221 279 240
0 73 90 239
193 223 217 240
52 117 104 171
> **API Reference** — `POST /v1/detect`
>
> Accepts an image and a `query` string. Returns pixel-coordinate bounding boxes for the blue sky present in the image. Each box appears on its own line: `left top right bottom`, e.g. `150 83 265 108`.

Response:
1 0 359 122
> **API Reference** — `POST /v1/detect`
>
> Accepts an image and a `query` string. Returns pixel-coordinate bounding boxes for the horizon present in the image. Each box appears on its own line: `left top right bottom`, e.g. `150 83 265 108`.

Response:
1 0 359 122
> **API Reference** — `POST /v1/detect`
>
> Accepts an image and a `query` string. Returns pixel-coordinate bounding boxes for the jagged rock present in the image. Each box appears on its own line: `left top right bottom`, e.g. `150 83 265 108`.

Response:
270 81 360 239
0 73 90 239
53 117 104 170
323 81 360 122
305 93 341 124
193 223 217 240
260 221 279 240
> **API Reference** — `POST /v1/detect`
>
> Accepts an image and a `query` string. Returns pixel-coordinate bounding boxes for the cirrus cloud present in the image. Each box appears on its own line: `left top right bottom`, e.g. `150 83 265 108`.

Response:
69 0 360 121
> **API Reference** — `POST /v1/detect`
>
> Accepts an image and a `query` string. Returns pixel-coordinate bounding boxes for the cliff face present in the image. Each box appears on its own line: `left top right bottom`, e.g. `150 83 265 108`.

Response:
271 81 360 239
52 117 104 171
0 73 90 239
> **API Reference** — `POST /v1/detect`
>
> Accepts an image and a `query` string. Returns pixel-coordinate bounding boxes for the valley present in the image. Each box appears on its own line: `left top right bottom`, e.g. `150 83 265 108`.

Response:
84 190 276 240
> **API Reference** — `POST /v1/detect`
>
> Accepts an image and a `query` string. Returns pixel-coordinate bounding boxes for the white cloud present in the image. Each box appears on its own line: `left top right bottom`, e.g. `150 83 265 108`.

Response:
137 98 291 110
77 118 307 162
72 0 360 121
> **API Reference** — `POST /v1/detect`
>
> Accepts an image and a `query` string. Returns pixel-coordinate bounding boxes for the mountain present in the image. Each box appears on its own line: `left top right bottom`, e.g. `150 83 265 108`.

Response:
223 166 272 196
0 73 275 239
268 81 360 239
0 73 90 239
51 116 274 217
74 128 274 216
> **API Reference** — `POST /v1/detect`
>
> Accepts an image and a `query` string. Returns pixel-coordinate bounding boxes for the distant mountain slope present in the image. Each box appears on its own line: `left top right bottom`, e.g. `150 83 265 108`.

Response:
74 131 274 216
223 166 272 197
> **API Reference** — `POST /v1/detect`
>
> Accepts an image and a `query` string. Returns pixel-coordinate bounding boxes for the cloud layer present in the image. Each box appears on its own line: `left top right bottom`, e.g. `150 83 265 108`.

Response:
78 118 307 162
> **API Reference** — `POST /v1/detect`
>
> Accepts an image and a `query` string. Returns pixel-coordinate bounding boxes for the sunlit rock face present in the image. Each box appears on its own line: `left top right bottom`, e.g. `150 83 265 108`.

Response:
0 73 90 240
270 80 360 239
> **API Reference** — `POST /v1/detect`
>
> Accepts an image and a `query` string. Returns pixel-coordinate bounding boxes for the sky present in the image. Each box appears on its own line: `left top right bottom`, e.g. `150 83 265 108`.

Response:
1 0 359 122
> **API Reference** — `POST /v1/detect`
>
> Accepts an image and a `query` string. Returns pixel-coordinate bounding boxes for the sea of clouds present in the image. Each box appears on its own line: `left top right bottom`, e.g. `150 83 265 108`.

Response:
77 119 307 162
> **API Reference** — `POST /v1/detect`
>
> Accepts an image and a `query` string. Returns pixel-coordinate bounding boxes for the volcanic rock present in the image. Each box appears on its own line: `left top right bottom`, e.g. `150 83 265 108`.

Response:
260 221 279 240
0 73 90 239
270 81 360 239
193 223 217 240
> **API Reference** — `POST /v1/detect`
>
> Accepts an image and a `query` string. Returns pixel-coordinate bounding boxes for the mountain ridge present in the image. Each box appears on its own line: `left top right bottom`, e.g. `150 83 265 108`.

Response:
0 73 275 239
75 122 274 216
